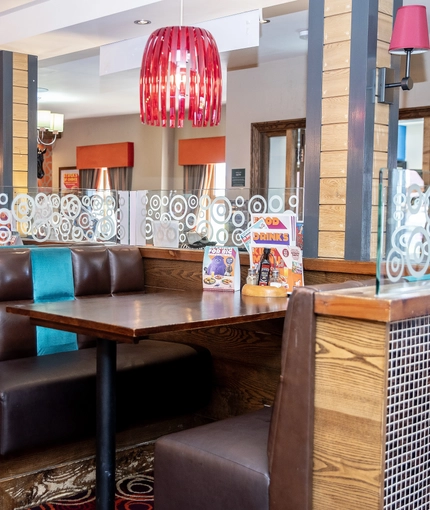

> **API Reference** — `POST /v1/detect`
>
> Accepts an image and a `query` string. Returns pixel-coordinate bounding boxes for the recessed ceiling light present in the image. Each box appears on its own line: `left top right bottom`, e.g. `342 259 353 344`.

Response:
134 19 151 25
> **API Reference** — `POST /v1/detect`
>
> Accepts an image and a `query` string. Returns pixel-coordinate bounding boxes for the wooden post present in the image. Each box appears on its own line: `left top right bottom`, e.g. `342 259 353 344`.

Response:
305 0 401 261
0 51 37 192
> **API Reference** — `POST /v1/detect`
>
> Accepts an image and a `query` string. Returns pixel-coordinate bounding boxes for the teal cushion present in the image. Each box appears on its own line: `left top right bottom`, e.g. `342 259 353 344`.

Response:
31 248 78 355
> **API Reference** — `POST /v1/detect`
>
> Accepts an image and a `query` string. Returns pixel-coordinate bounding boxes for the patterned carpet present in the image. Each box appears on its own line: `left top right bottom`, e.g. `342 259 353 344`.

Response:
26 474 154 510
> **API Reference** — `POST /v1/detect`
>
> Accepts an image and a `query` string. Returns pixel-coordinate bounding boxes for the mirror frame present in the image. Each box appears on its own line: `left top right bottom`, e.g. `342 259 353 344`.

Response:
399 106 430 172
250 106 430 190
250 118 306 190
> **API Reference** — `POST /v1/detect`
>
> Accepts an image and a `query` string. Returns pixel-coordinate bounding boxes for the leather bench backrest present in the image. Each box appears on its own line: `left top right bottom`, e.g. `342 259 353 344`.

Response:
0 249 36 361
71 245 111 297
0 245 146 359
267 280 374 510
108 246 145 294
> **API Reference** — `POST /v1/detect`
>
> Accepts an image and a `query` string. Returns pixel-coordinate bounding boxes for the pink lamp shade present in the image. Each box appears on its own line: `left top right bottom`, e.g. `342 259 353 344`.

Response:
140 26 222 128
389 4 430 54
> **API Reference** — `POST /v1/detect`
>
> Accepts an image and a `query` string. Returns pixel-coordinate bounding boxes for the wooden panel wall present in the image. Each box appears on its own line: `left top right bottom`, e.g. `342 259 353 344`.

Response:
319 1 352 258
12 53 29 194
313 315 388 510
319 0 394 259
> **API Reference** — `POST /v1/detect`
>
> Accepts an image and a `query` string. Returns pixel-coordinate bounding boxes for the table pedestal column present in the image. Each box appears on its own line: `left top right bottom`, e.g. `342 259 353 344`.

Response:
96 338 117 510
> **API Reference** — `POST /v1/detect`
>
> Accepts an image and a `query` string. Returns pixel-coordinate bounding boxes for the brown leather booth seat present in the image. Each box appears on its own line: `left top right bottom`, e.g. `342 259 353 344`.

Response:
0 245 211 456
154 281 373 510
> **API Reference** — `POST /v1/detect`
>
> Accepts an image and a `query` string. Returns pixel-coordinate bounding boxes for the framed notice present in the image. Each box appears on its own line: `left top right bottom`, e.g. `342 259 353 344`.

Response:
231 168 245 187
60 167 80 191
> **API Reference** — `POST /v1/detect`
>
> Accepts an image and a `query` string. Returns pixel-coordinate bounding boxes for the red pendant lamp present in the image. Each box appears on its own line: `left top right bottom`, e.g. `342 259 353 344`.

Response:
140 8 222 128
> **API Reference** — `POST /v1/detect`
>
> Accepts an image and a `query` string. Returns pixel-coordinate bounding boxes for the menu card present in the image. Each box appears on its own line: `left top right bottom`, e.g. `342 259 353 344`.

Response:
202 246 240 291
250 213 303 292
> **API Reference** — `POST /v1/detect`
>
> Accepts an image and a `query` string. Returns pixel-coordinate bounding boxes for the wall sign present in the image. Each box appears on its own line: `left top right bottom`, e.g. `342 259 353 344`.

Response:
231 168 246 187
60 167 80 191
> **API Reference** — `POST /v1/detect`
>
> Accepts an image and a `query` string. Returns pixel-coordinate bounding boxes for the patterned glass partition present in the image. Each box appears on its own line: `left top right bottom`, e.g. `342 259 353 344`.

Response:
377 168 430 295
0 187 303 249
0 188 118 244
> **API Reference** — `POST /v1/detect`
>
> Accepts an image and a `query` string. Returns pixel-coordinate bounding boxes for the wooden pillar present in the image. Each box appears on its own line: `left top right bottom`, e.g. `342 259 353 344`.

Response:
0 51 37 193
304 0 401 261
313 284 430 509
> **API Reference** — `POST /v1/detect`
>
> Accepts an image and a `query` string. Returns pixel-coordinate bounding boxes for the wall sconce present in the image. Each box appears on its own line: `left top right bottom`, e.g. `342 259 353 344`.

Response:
377 5 430 104
37 110 64 146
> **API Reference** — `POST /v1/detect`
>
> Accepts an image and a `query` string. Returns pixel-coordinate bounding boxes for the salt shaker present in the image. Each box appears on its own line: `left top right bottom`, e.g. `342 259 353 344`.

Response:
246 268 258 285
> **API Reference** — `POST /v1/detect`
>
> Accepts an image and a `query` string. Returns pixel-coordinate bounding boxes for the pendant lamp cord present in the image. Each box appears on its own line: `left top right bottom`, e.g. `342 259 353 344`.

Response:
180 0 183 26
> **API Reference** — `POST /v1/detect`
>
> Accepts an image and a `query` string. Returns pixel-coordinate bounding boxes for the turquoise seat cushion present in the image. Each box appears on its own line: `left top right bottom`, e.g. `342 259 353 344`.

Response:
30 248 78 355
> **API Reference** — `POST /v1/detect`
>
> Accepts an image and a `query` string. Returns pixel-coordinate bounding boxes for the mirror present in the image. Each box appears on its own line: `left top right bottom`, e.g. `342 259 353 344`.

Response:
250 118 306 192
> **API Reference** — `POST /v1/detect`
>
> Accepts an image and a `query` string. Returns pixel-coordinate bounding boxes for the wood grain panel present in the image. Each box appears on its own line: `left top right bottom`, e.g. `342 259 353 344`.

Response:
13 103 28 122
323 41 351 71
379 0 394 16
12 69 27 88
370 232 378 260
324 13 351 44
322 68 350 97
12 53 28 71
313 316 387 510
423 116 430 172
303 258 375 275
376 40 390 68
374 124 389 152
377 12 393 44
12 170 28 187
373 151 388 179
13 137 28 155
12 86 27 104
320 150 348 178
320 177 347 205
371 204 379 232
13 119 27 138
324 0 352 17
321 123 348 151
374 102 389 126
12 154 27 171
304 271 374 286
322 96 349 124
319 205 346 231
318 231 345 259
372 179 380 207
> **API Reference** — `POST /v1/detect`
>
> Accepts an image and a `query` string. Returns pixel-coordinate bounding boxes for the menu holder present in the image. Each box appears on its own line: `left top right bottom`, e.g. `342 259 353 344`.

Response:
202 246 240 291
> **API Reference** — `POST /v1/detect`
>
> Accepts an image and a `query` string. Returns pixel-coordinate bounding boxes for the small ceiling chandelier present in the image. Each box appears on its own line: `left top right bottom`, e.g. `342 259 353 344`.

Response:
37 110 64 146
139 0 222 128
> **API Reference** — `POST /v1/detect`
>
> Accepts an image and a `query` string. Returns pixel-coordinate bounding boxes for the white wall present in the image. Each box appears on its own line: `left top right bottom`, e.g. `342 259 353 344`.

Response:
226 55 307 189
52 114 165 190
51 49 427 192
400 51 430 109
53 106 227 191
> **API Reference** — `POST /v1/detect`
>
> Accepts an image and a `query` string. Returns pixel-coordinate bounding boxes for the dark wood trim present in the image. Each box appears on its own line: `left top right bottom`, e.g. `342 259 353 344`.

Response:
399 106 430 120
250 118 306 190
139 246 376 275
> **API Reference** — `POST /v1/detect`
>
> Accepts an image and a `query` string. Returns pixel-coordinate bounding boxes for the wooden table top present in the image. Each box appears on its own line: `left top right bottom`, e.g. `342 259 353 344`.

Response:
7 290 288 343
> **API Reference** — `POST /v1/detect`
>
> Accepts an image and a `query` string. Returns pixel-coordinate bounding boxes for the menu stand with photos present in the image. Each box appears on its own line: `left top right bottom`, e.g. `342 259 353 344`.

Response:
202 246 240 291
249 212 304 292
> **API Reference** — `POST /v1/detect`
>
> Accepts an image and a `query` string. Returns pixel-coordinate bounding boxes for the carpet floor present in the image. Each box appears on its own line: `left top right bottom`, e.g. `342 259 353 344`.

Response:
26 473 154 510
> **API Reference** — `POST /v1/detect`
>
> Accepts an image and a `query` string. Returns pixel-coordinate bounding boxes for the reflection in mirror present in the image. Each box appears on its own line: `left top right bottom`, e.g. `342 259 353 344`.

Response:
251 119 306 194
397 118 424 170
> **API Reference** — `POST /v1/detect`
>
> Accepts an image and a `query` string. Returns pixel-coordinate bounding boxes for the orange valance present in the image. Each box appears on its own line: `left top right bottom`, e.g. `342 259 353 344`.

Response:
178 136 225 165
76 142 134 169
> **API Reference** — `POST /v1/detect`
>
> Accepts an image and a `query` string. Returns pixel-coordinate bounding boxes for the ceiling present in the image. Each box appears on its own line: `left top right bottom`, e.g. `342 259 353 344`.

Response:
0 0 428 122
0 0 310 120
